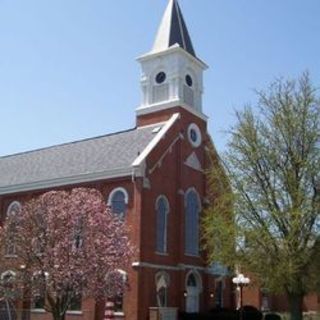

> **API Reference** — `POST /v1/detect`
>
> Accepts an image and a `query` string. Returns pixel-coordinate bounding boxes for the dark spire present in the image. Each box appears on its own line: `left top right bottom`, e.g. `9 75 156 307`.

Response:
152 0 196 57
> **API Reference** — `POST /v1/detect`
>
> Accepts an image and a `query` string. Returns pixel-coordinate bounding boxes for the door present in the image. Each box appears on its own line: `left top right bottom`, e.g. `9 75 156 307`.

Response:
185 273 200 313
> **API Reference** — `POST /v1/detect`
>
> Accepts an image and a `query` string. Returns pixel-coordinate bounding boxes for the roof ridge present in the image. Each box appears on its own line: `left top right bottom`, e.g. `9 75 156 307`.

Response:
0 127 140 160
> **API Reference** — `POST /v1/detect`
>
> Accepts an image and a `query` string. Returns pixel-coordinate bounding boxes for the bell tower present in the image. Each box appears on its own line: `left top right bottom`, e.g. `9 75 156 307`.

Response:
136 0 208 122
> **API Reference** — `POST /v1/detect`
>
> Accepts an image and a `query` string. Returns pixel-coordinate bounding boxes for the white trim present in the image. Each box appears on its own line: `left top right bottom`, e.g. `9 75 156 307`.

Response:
0 167 133 196
132 261 207 272
187 123 202 148
30 309 46 313
137 120 167 129
136 99 208 122
107 187 129 206
1 270 16 280
66 310 83 315
114 312 125 317
132 113 181 167
137 45 208 70
149 134 182 175
6 201 22 216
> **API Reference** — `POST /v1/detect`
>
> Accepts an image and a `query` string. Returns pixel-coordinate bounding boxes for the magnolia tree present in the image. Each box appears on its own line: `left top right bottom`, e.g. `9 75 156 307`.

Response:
0 188 134 320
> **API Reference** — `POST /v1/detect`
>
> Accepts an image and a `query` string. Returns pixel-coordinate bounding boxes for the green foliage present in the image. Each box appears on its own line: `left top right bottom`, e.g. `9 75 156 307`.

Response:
203 73 320 306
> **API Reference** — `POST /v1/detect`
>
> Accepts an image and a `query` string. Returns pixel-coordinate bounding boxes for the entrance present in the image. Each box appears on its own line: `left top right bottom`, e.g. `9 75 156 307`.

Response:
185 272 201 313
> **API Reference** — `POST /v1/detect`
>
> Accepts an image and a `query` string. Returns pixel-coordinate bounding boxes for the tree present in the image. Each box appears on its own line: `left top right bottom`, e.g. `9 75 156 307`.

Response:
0 188 134 320
203 73 320 320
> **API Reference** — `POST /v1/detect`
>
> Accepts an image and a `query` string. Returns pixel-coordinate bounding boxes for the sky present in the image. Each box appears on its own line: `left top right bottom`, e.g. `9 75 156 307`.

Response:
0 0 319 157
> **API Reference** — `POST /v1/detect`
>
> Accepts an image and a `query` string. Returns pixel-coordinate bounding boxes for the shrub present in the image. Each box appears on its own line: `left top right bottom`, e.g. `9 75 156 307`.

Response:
264 313 282 320
209 307 238 320
240 305 263 320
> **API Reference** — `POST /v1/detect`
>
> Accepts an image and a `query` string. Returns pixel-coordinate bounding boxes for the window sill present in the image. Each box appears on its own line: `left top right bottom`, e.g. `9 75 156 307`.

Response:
31 309 46 313
114 312 125 316
5 254 18 258
155 252 169 256
184 253 200 258
67 310 83 315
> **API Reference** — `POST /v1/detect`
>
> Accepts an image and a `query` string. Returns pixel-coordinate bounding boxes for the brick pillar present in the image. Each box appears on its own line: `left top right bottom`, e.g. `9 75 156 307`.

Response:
104 301 114 320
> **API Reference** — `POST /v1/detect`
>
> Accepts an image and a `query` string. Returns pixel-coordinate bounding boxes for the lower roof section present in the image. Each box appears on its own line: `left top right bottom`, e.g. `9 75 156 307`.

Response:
0 122 166 195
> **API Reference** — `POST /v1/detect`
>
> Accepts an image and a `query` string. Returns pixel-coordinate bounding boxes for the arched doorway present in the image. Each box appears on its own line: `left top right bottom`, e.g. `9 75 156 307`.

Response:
185 271 202 313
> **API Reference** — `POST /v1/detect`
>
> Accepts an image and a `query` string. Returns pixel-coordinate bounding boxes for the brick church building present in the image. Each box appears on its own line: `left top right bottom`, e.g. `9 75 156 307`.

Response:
1 0 319 319
0 1 233 319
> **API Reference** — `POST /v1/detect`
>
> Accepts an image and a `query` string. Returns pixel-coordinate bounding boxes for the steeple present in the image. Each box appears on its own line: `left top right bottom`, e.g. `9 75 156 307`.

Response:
152 0 196 57
136 0 208 122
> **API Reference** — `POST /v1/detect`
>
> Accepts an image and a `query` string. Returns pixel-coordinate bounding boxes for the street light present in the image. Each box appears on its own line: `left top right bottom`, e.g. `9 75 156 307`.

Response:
232 273 250 310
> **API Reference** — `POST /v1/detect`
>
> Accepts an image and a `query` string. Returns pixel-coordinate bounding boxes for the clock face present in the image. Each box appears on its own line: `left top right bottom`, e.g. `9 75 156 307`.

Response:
156 72 166 84
185 74 193 87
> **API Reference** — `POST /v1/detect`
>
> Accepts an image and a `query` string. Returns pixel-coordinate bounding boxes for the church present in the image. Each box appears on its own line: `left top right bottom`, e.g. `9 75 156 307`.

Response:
4 0 319 319
0 1 232 319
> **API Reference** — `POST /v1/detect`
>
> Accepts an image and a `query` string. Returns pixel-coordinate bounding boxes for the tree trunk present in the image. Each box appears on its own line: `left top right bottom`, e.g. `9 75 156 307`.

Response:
52 310 66 320
287 293 303 320
52 309 66 320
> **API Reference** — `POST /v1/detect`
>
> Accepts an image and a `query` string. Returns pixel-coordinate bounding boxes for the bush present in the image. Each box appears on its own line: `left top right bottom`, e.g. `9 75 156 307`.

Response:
240 305 263 320
207 307 238 320
264 313 282 320
178 311 212 320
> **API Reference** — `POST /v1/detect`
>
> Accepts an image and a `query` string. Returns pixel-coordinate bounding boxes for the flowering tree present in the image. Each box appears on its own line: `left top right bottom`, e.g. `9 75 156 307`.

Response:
0 188 134 320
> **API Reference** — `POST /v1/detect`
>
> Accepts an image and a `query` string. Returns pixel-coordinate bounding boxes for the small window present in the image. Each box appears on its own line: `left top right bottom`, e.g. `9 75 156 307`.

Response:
107 188 129 219
155 72 166 84
105 270 127 314
185 188 201 256
5 201 21 256
1 270 16 293
185 74 193 87
32 273 47 310
156 196 170 253
72 216 84 250
68 293 82 311
187 123 202 148
155 272 170 308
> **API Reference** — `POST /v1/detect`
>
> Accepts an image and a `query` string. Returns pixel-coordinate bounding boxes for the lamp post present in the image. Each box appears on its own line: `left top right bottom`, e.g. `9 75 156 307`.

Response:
232 273 250 313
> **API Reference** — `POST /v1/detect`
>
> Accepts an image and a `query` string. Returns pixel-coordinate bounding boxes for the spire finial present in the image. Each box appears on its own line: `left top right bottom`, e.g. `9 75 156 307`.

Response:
152 0 196 57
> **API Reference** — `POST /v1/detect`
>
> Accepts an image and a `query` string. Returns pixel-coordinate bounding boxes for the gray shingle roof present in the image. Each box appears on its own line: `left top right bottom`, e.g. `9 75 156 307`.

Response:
152 0 196 57
0 123 163 191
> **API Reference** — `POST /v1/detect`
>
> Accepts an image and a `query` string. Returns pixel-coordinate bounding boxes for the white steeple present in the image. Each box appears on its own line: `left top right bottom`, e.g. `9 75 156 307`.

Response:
136 0 208 120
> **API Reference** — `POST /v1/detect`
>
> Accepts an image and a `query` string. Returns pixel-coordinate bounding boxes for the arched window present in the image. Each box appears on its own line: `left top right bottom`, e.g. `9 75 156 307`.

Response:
105 269 128 314
72 216 84 251
155 271 170 308
32 272 48 310
5 201 21 256
0 270 16 292
107 188 129 219
156 196 169 253
6 201 21 217
184 189 201 256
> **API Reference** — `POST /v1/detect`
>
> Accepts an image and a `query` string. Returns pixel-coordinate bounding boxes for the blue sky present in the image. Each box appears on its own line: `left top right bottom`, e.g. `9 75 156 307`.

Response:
0 0 319 156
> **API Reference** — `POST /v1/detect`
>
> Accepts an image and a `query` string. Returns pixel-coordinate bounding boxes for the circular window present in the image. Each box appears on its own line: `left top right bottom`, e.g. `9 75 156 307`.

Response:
186 75 193 87
155 72 166 84
187 123 202 148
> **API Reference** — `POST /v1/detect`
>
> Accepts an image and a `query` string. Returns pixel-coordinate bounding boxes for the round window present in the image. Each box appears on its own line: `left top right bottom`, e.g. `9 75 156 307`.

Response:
155 72 166 84
190 129 198 143
187 123 202 148
185 75 193 87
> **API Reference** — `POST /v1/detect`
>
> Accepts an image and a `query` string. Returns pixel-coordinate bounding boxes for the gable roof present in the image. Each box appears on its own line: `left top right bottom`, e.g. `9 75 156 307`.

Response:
152 0 196 57
0 123 164 195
